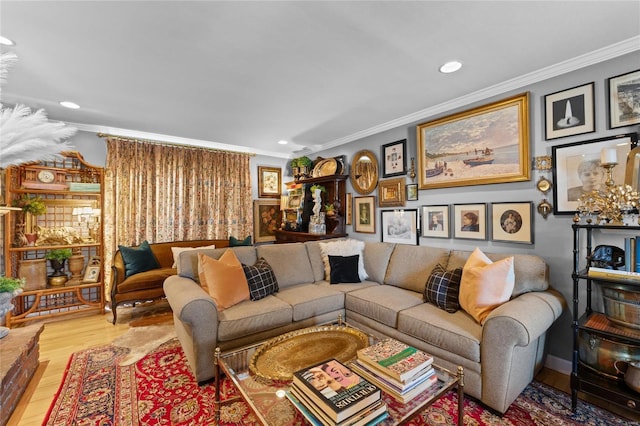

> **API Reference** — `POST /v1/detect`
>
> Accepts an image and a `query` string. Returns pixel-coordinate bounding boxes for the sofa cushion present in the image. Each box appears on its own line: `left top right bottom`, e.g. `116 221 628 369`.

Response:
178 246 257 283
384 245 450 293
328 255 361 284
230 235 252 246
305 241 329 282
274 283 344 322
345 285 423 328
459 248 514 324
447 250 548 297
363 242 395 284
198 251 250 311
117 267 176 293
256 243 314 288
119 240 160 278
171 244 216 268
319 239 368 281
243 258 279 300
398 303 482 363
217 296 292 341
424 264 462 313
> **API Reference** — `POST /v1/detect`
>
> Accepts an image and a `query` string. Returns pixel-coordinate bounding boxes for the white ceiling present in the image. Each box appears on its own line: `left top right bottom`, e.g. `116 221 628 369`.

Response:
1 1 639 158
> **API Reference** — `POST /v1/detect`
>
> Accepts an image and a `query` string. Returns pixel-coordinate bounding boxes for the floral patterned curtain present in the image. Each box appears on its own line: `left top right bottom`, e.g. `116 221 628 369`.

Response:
102 136 253 298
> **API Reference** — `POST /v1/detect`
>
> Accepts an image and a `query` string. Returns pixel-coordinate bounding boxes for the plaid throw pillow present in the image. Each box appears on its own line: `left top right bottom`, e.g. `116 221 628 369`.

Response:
424 263 462 313
242 258 279 300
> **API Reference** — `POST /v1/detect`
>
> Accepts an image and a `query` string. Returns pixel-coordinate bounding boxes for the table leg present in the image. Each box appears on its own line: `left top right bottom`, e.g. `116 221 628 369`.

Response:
215 347 221 425
457 366 464 426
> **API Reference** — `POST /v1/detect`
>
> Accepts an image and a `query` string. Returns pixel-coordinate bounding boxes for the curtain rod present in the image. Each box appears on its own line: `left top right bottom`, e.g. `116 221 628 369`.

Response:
97 133 256 157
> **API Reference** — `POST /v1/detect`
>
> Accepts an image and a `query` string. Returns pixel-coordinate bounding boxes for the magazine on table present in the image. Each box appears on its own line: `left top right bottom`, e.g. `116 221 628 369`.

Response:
292 358 382 423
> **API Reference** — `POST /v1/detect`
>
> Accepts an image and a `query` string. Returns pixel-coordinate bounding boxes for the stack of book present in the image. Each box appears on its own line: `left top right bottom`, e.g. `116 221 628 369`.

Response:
350 338 437 403
288 358 388 426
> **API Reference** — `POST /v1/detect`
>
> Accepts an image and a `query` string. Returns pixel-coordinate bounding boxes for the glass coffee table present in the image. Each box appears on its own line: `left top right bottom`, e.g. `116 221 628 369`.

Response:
214 323 464 425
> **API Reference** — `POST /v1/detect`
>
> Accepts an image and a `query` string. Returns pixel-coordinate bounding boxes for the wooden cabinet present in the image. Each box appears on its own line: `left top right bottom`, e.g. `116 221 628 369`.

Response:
275 175 348 244
571 223 640 414
3 152 104 327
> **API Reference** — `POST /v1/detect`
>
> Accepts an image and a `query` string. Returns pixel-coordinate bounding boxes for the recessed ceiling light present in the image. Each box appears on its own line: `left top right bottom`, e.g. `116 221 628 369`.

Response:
439 61 462 74
277 140 288 145
0 36 15 46
59 101 80 109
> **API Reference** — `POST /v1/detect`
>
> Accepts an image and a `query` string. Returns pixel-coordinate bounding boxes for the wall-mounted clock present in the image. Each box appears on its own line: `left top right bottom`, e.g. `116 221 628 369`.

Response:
21 166 68 190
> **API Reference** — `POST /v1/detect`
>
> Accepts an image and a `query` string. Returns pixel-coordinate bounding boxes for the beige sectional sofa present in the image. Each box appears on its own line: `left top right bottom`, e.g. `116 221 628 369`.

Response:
163 240 564 413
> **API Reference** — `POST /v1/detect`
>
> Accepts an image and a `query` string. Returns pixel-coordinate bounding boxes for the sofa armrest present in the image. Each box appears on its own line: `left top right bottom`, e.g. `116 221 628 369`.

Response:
480 289 565 412
164 275 220 382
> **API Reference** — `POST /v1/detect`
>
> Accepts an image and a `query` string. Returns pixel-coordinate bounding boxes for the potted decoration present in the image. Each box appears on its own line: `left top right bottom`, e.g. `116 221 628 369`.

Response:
45 248 73 285
0 276 24 335
297 156 313 179
324 203 336 217
12 195 47 247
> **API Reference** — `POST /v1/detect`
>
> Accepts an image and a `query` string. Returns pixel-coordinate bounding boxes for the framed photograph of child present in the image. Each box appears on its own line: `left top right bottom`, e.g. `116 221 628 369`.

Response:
420 205 450 239
551 133 636 215
490 202 533 244
453 203 487 240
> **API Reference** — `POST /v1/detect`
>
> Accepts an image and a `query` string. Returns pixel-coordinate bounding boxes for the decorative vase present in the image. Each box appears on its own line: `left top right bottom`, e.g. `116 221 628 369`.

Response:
48 259 68 286
18 258 47 291
67 253 85 285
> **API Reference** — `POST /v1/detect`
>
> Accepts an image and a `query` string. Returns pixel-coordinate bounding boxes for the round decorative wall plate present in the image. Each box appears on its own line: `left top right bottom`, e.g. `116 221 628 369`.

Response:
536 176 552 194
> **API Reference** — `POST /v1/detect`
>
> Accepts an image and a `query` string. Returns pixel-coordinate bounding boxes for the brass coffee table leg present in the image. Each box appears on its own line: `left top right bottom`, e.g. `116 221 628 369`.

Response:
457 366 465 426
215 347 221 425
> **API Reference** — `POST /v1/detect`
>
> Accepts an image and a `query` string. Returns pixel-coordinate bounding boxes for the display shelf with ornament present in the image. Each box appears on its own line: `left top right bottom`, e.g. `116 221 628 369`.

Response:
2 152 104 327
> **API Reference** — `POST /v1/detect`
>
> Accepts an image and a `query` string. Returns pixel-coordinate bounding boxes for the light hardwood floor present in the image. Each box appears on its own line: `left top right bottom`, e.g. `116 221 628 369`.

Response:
7 311 640 425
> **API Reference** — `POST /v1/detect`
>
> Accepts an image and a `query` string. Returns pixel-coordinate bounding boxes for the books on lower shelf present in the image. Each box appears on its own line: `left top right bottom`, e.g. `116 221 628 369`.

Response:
287 389 388 426
292 358 384 424
356 338 434 383
588 266 640 284
624 236 640 272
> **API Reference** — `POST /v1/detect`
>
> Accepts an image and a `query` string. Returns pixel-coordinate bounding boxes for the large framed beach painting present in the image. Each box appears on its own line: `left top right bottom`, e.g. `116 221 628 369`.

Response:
416 93 531 190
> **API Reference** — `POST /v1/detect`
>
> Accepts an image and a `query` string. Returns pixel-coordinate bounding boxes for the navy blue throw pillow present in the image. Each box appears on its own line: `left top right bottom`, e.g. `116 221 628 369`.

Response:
118 240 160 278
328 254 361 284
242 258 279 300
424 264 462 313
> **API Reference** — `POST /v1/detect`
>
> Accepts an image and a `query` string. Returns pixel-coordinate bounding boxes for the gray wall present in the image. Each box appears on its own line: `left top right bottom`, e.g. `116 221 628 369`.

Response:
67 51 639 367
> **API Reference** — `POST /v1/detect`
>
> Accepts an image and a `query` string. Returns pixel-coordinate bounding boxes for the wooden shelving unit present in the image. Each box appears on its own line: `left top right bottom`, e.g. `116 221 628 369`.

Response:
3 152 105 326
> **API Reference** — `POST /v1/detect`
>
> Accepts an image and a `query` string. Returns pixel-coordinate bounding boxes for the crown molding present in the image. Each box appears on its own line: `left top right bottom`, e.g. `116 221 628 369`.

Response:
319 36 640 152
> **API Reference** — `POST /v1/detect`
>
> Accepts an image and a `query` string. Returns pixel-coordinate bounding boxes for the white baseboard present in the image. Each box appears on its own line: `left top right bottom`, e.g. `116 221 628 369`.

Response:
544 354 572 375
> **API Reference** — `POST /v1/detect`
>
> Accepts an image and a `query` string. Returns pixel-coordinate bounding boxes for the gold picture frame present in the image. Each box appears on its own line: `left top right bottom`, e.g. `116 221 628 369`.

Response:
258 166 281 198
345 192 352 225
354 196 375 233
253 199 281 243
417 92 530 190
377 177 405 207
83 256 101 283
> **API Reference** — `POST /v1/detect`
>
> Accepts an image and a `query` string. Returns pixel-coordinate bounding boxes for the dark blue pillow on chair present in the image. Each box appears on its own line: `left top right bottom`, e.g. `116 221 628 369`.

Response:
118 240 160 278
229 235 252 246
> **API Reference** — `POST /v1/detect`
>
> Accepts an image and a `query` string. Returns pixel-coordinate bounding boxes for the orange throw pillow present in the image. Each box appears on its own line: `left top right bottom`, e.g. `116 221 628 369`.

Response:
459 247 514 324
197 250 250 311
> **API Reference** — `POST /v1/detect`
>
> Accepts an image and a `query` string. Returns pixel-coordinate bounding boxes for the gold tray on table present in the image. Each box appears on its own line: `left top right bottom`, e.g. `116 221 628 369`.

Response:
248 324 369 382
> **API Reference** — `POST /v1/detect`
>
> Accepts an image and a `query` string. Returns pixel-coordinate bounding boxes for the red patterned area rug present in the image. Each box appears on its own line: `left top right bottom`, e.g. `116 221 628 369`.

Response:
44 338 635 425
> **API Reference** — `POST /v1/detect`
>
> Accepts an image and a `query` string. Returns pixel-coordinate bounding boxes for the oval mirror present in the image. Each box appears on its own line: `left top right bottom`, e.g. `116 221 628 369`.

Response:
625 145 640 193
350 150 379 195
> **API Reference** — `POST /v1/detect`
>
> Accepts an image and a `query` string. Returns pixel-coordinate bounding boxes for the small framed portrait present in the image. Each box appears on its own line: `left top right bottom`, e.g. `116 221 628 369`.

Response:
258 166 281 198
83 256 101 283
381 139 407 178
380 209 418 245
491 202 534 244
354 196 375 233
551 133 637 215
453 203 487 240
608 69 640 129
378 177 406 207
406 184 418 201
253 199 281 243
544 82 595 140
420 205 450 239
